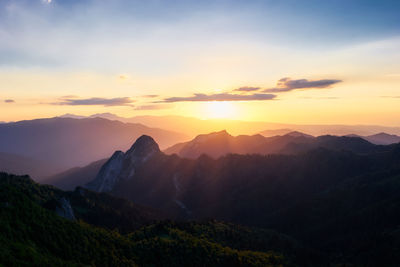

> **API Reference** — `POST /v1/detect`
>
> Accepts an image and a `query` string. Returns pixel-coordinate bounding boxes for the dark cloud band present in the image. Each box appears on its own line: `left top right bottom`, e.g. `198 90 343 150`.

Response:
233 86 261 92
264 77 342 92
55 97 135 107
161 93 276 102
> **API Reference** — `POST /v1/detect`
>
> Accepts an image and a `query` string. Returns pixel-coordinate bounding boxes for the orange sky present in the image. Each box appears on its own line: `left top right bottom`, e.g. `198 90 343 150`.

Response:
0 1 399 126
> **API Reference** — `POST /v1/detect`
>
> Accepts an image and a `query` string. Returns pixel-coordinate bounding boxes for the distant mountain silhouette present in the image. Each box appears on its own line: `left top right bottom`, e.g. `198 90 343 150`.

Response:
364 132 400 145
285 131 314 138
0 152 61 178
0 117 187 180
345 132 400 145
165 130 388 159
260 128 303 137
48 131 392 190
60 113 400 137
43 158 107 190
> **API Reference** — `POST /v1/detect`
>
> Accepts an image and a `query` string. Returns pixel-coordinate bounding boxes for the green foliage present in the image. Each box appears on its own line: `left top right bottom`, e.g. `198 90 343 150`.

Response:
0 173 289 267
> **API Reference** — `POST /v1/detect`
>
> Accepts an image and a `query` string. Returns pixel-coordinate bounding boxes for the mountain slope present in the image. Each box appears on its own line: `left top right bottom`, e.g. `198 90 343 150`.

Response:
43 158 107 190
0 152 60 178
87 135 400 265
0 117 187 180
364 132 400 145
0 172 298 267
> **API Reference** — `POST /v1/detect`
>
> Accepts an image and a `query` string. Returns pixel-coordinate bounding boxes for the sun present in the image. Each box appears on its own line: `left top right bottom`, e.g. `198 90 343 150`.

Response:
205 101 236 119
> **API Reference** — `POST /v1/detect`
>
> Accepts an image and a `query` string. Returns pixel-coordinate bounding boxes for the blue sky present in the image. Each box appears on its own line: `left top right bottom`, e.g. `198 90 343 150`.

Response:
1 0 399 70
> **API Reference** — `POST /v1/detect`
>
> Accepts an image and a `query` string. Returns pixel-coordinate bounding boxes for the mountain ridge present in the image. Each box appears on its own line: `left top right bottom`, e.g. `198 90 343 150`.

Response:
0 117 187 181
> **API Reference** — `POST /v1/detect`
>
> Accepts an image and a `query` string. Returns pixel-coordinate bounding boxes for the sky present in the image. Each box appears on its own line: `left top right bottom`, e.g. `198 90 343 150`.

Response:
0 0 399 125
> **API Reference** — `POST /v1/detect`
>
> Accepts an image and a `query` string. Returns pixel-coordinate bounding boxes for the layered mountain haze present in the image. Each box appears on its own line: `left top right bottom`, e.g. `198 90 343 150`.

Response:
363 132 400 145
43 159 108 191
165 130 390 159
0 117 187 180
0 152 60 178
61 113 400 138
48 130 394 191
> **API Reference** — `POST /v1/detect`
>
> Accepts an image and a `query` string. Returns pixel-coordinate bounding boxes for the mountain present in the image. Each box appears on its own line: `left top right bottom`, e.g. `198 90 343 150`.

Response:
43 158 107 190
61 113 400 137
285 131 314 138
0 117 187 180
164 130 387 159
364 132 400 145
85 135 400 265
260 128 295 137
48 131 389 191
57 113 87 119
164 130 263 159
86 135 162 193
1 172 310 266
0 152 61 178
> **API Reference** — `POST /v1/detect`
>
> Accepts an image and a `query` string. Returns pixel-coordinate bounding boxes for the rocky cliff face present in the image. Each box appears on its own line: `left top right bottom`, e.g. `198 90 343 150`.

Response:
86 135 160 192
55 197 76 220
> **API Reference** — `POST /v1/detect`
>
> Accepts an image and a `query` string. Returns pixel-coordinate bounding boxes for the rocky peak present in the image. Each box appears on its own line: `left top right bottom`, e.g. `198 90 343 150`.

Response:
193 130 232 143
125 135 160 160
85 151 125 192
55 197 76 220
85 135 161 192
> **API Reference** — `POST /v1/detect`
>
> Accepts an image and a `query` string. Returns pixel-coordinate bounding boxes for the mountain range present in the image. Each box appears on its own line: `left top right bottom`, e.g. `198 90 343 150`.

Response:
164 130 391 159
2 113 398 182
3 131 400 265
76 134 400 265
354 132 400 145
46 130 394 190
60 112 400 137
0 117 187 181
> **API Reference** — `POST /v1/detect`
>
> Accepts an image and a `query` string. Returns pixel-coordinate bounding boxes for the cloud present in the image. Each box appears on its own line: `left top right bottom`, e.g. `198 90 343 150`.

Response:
160 93 276 102
264 77 342 93
142 94 159 98
134 104 171 110
55 97 135 107
233 86 261 92
119 74 129 80
4 99 15 103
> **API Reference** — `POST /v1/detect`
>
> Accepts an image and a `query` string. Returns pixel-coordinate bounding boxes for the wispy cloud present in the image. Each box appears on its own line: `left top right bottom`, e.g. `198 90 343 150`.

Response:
4 99 15 103
142 94 159 98
55 97 135 107
233 86 261 92
134 104 171 110
264 77 342 93
160 93 276 102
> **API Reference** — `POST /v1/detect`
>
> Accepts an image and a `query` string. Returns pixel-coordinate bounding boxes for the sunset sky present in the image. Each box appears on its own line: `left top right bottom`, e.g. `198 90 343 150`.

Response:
0 0 399 125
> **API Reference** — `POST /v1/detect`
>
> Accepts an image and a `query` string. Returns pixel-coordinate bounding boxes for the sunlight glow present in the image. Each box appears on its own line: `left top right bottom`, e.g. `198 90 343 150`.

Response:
205 101 236 119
